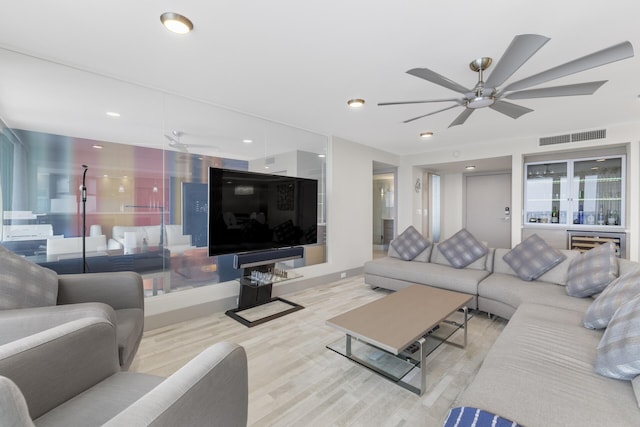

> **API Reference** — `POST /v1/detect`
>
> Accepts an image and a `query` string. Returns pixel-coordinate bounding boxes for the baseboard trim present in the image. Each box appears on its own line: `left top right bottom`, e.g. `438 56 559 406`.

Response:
144 267 363 330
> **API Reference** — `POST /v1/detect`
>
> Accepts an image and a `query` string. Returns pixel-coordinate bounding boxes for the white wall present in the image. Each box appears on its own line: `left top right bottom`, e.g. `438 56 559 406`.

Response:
396 121 640 259
145 136 400 327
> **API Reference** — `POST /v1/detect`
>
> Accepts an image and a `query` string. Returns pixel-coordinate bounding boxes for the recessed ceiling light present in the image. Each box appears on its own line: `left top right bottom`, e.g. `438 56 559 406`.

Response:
160 12 193 34
596 158 606 162
465 165 476 170
92 144 104 149
419 132 434 139
106 111 120 117
318 154 326 158
347 98 365 108
242 139 253 144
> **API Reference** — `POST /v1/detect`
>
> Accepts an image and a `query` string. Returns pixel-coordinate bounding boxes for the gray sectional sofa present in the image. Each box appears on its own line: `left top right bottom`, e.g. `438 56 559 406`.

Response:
364 236 640 426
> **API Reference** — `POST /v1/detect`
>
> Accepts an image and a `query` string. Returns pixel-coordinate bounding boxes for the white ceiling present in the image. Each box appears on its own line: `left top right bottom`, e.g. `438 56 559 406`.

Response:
0 0 638 159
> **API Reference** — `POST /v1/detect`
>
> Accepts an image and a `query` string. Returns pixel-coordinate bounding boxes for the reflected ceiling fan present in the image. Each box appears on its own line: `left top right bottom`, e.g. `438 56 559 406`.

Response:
164 130 189 152
378 34 634 127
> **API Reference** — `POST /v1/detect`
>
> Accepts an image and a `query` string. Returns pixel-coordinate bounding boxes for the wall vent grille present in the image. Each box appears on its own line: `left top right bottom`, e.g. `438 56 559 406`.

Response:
539 129 606 146
265 157 275 165
539 134 571 146
572 129 606 142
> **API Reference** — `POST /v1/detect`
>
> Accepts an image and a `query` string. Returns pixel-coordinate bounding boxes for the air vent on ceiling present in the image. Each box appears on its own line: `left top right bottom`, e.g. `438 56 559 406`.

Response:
539 129 606 146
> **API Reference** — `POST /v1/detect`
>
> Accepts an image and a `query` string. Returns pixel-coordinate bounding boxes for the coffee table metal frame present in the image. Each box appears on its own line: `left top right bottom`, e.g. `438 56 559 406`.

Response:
326 285 471 396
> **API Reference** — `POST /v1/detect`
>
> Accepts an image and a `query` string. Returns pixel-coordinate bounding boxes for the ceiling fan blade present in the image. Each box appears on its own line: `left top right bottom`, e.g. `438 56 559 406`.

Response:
489 100 534 119
403 104 461 123
406 68 470 94
378 98 460 106
164 134 189 152
485 34 550 88
502 41 634 92
505 80 607 100
448 108 474 127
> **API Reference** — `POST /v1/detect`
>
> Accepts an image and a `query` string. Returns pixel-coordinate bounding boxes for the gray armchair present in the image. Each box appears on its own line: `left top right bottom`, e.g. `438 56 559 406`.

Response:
0 317 248 426
0 244 144 370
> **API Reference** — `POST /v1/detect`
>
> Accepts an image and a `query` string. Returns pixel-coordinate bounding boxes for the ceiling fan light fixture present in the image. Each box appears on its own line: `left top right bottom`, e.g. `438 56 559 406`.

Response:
160 12 193 34
347 98 365 108
467 96 495 109
419 132 434 139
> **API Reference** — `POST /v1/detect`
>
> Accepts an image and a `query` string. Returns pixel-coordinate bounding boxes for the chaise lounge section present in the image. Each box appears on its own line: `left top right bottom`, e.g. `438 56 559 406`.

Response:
364 228 640 426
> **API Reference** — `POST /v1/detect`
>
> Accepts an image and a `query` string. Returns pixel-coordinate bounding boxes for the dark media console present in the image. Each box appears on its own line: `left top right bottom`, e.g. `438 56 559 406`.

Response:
225 247 305 327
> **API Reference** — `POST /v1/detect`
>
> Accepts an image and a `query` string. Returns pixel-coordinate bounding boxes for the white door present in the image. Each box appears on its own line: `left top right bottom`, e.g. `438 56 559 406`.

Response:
465 173 511 249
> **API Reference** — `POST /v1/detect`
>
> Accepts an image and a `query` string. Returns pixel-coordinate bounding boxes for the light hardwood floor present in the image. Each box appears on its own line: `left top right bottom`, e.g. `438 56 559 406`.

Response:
131 276 507 427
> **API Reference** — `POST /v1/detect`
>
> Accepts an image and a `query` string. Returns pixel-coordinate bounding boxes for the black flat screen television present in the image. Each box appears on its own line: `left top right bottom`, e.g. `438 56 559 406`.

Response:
208 167 318 256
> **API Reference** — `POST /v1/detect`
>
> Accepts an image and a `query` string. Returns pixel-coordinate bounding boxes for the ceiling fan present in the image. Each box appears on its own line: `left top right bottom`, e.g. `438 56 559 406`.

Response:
164 130 189 152
378 34 634 127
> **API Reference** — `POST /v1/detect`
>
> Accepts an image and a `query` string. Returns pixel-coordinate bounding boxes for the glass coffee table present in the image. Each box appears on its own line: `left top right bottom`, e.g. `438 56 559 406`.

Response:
326 285 472 395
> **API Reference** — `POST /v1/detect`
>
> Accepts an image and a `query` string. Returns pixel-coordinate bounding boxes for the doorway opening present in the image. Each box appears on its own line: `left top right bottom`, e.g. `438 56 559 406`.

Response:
373 162 397 259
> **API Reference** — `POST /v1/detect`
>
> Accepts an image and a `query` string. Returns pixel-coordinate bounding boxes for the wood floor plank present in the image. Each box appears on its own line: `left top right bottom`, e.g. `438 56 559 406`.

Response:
131 276 507 426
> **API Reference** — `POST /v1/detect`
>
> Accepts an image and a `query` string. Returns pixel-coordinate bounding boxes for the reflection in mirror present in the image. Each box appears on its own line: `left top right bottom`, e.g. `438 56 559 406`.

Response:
0 47 327 297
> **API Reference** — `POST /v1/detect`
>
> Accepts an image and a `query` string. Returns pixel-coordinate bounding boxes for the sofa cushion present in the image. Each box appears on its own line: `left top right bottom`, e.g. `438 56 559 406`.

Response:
0 244 58 310
363 256 488 296
478 272 593 315
584 267 640 329
459 303 639 426
503 234 566 281
437 228 487 269
389 226 430 261
595 294 640 380
567 242 618 298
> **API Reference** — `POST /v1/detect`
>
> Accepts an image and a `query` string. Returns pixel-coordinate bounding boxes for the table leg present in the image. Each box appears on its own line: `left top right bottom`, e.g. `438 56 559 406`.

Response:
463 306 468 348
418 337 427 395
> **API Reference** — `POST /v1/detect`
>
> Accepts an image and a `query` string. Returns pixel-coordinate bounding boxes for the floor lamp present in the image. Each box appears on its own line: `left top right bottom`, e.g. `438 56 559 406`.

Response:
81 164 88 273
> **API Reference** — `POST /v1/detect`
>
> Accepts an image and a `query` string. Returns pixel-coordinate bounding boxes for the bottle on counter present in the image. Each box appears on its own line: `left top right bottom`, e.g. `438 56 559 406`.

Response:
551 205 559 223
578 204 584 224
597 207 605 225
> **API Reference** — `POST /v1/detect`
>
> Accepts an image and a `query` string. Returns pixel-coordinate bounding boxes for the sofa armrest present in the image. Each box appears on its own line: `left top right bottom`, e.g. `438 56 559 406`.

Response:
0 317 119 420
0 376 35 427
103 342 248 427
57 271 144 311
